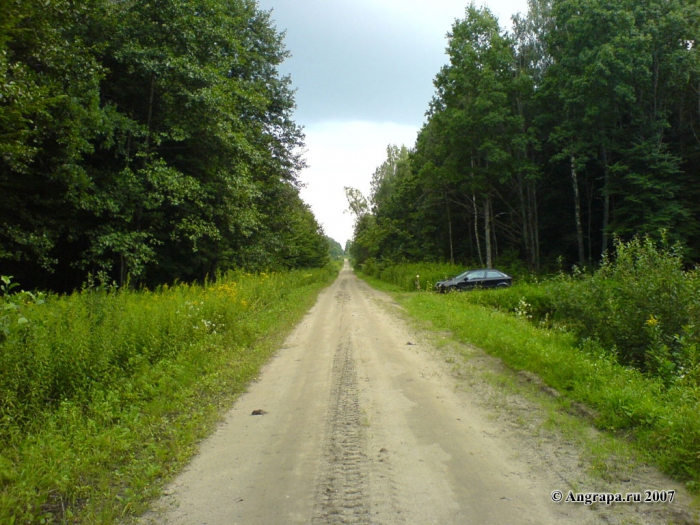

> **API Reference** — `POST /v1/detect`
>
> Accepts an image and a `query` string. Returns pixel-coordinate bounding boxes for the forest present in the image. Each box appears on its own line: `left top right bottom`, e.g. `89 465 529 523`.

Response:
347 0 700 271
0 0 330 292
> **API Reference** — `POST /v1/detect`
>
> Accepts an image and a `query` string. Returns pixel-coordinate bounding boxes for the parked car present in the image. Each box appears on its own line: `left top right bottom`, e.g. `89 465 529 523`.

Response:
435 269 512 293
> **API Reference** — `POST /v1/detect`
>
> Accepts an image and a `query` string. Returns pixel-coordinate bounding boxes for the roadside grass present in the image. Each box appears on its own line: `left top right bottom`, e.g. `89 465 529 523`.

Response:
411 292 700 491
0 266 337 524
355 269 700 495
357 256 534 292
362 261 464 292
426 324 663 493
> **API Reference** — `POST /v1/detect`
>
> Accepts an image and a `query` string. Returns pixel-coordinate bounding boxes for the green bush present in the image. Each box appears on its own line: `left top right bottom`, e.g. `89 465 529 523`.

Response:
456 283 555 324
550 236 700 377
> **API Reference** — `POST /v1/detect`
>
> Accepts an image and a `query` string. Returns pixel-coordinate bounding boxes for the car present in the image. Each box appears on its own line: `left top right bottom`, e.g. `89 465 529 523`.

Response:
435 268 512 293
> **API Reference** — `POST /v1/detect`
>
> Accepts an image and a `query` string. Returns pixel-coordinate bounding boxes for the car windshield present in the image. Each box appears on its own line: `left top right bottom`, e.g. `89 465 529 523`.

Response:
454 270 482 280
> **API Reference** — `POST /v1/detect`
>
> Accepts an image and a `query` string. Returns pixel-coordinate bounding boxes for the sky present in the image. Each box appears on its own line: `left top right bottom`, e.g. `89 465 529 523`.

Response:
257 0 530 247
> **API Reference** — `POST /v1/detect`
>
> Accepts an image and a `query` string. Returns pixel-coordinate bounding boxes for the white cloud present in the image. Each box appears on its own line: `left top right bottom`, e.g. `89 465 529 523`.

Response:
260 0 532 247
299 121 419 246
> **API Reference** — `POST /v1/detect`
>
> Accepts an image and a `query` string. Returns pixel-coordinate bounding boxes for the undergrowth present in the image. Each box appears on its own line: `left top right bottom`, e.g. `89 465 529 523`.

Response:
0 266 337 524
360 261 464 292
399 293 700 491
357 235 700 492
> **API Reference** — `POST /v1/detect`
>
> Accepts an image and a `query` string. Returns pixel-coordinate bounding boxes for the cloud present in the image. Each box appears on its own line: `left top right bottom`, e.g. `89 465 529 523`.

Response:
262 0 454 125
257 0 530 246
264 0 528 126
299 121 419 245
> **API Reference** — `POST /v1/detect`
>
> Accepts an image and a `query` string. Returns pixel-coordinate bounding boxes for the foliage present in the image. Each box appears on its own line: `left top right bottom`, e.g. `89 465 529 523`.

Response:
549 235 700 377
326 237 345 260
345 146 418 267
0 266 337 523
347 0 700 272
0 276 46 344
0 0 327 291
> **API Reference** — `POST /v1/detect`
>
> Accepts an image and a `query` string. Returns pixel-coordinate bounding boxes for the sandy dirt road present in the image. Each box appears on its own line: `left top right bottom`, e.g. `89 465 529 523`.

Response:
141 263 692 525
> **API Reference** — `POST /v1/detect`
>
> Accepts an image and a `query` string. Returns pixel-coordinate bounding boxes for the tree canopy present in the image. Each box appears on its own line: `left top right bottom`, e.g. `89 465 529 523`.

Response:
348 0 700 271
1 0 328 291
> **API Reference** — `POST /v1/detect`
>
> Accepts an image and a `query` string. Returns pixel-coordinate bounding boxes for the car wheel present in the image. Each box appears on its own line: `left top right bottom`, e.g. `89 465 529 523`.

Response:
496 282 509 288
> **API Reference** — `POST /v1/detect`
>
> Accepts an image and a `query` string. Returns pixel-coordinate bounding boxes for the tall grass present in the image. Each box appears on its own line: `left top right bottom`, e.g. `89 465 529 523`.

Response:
401 292 700 490
360 237 700 491
360 261 464 292
0 266 337 524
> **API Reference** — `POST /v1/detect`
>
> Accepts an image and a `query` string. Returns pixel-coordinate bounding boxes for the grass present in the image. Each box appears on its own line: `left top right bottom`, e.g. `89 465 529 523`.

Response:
0 266 337 524
356 270 700 495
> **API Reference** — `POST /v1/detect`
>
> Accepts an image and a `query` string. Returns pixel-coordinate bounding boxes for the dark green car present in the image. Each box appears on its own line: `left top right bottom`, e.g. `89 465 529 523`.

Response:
435 269 512 293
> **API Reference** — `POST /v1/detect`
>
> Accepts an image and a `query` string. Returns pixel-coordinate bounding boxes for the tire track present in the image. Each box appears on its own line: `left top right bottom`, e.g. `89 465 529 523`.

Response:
313 336 371 525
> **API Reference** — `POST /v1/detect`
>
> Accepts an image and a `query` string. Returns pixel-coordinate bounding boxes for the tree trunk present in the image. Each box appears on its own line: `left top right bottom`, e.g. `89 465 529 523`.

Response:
517 172 539 271
145 73 156 154
601 144 610 255
517 172 529 267
484 194 493 269
470 156 484 266
445 195 454 265
570 155 585 267
527 182 540 271
473 194 483 266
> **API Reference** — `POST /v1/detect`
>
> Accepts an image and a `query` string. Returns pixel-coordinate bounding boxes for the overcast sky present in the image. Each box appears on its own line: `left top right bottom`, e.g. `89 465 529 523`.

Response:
258 0 530 246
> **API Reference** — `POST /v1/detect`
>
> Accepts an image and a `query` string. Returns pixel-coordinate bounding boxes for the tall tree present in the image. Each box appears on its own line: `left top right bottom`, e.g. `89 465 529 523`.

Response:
0 0 107 284
424 5 524 268
543 0 699 263
0 0 322 290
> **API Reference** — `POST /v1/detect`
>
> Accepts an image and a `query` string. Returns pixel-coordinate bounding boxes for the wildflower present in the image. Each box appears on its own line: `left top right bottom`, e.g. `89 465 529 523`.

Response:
645 315 659 327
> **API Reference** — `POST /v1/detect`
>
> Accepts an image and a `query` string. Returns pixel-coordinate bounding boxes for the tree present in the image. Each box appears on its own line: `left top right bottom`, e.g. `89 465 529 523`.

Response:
327 237 345 260
543 0 698 264
0 0 319 290
415 5 524 268
350 0 700 270
0 0 107 286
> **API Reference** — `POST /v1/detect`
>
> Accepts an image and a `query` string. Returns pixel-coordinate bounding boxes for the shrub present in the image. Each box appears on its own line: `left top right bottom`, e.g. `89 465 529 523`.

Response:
550 236 700 376
378 262 465 292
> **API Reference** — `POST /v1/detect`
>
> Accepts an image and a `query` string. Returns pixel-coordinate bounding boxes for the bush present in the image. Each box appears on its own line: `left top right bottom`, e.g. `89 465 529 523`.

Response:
377 262 465 292
456 283 555 324
550 236 700 377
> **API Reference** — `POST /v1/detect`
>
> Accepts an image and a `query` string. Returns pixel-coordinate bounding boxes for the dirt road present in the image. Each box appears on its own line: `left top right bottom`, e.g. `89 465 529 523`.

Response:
141 263 691 525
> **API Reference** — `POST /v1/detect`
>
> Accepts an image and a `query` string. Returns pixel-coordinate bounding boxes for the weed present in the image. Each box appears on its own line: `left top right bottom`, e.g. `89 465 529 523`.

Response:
0 265 338 524
393 291 700 492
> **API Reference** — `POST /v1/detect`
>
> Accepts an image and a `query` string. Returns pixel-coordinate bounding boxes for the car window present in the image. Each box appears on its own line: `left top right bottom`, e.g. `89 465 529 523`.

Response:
486 271 504 278
466 270 485 279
